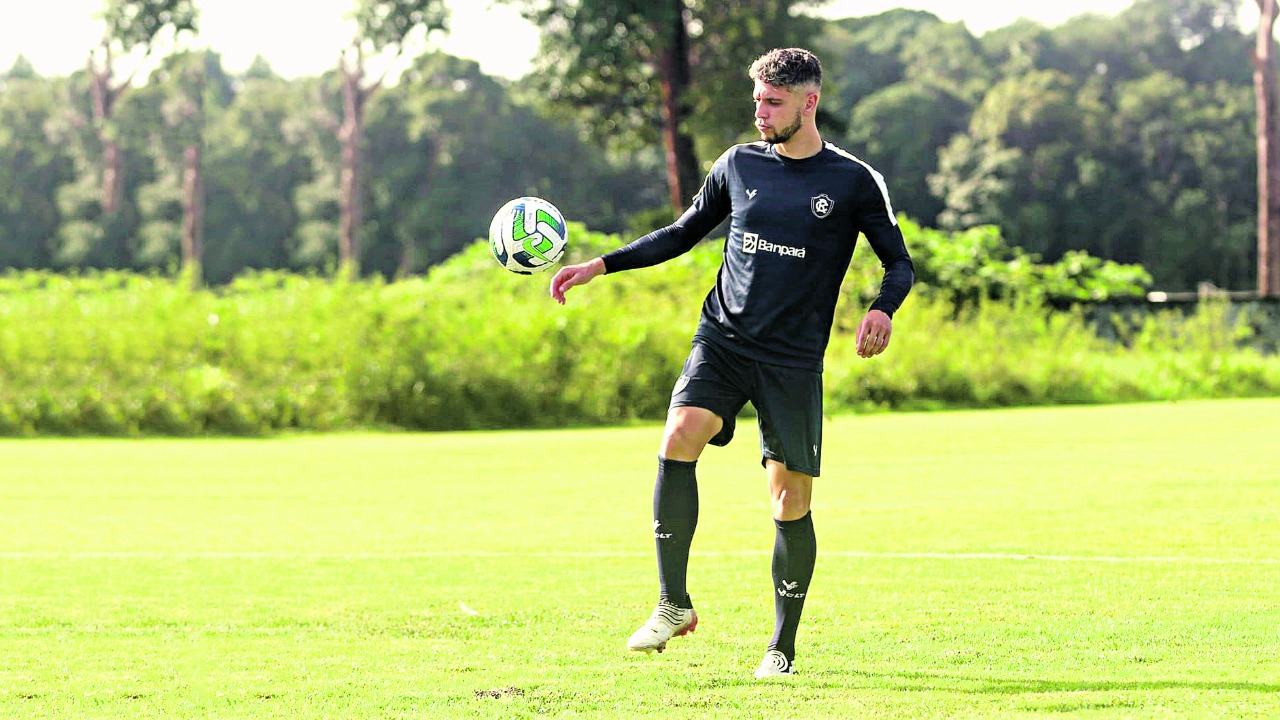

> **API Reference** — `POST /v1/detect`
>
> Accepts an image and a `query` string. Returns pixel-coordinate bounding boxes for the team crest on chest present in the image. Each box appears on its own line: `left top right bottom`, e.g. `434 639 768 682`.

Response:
811 194 834 219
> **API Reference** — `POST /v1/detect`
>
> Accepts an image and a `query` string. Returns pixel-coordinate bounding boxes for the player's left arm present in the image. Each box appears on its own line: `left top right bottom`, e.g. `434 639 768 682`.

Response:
853 176 915 359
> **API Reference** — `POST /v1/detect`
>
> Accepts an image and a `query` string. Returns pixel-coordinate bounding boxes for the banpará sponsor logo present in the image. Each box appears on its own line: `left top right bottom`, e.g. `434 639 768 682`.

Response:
742 232 806 258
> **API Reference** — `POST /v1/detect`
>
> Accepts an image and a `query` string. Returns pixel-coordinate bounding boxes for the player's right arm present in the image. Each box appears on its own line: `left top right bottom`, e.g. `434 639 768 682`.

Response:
550 257 606 305
549 149 734 304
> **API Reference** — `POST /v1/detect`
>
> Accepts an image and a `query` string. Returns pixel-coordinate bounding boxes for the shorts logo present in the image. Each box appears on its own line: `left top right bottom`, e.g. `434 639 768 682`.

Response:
672 374 691 396
811 194 833 219
742 232 805 259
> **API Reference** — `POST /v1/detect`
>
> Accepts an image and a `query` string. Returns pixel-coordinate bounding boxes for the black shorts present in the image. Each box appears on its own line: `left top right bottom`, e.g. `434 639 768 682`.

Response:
669 339 823 477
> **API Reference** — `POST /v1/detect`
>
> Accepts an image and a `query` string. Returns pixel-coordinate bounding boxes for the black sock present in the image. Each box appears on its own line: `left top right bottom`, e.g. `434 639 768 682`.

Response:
770 511 816 661
654 456 698 608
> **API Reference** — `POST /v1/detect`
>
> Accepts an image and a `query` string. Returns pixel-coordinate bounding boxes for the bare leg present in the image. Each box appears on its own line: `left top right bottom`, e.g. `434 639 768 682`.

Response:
659 406 722 460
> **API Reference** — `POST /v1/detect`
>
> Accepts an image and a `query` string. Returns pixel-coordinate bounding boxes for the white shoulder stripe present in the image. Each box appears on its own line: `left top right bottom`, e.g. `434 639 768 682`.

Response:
825 142 898 226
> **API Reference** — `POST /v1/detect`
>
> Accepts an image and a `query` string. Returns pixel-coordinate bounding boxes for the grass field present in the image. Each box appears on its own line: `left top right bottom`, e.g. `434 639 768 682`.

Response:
1 398 1278 719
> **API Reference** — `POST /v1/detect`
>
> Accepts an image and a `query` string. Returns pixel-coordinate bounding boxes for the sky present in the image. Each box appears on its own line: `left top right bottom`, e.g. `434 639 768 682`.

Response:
0 1 1256 82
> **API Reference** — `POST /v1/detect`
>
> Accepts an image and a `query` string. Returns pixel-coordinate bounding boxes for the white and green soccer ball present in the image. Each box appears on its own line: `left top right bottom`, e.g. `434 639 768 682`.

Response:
488 196 568 274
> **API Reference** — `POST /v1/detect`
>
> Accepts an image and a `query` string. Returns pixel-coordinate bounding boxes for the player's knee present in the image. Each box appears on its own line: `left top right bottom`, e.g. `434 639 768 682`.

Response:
660 424 705 460
769 464 813 521
660 408 720 460
773 492 811 521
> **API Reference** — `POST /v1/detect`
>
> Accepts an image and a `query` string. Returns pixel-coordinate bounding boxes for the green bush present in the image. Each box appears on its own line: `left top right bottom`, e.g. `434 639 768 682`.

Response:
0 222 1274 436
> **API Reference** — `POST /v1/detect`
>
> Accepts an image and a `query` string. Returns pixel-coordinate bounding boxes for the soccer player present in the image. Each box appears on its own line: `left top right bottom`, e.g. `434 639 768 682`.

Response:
548 47 913 678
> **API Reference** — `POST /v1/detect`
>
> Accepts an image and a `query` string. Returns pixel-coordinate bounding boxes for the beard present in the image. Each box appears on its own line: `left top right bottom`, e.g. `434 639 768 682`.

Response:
760 109 803 145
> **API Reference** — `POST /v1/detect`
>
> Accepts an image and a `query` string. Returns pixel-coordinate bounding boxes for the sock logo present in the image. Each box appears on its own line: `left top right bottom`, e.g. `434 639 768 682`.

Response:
654 520 673 540
777 580 806 599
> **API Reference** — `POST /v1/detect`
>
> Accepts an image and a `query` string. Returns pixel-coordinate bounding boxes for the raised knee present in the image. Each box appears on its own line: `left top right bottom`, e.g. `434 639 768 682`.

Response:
660 423 702 458
660 409 720 460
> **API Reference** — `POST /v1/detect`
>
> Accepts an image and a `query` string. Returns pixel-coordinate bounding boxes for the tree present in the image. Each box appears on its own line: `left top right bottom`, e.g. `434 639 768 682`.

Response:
1109 72 1254 287
363 52 666 276
164 52 211 283
680 1 829 169
0 59 75 269
931 70 1086 259
1121 0 1243 78
134 51 226 282
900 20 994 103
201 58 314 283
513 0 698 215
815 10 941 126
511 0 826 216
336 0 448 276
1255 0 1280 296
845 81 969 224
87 0 197 265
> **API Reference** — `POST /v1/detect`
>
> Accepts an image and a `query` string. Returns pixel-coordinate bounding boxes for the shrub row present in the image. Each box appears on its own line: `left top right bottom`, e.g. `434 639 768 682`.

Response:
0 225 1275 436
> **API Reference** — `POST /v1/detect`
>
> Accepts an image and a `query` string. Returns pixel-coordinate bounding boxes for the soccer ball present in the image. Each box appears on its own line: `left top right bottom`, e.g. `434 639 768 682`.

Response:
488 196 568 274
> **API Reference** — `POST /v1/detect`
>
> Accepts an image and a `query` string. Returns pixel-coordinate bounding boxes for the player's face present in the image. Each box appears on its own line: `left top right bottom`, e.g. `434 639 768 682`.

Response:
753 81 804 145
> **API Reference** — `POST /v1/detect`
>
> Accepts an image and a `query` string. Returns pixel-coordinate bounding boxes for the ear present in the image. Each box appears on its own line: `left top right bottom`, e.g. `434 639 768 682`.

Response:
804 91 820 115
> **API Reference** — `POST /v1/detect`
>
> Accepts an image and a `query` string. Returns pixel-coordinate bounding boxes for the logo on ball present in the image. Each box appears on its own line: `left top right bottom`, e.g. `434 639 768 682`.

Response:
488 197 568 274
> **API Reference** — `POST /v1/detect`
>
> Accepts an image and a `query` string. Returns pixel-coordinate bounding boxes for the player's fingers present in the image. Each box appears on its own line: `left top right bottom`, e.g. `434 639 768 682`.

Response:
555 269 587 302
861 328 889 357
855 317 870 344
550 272 570 303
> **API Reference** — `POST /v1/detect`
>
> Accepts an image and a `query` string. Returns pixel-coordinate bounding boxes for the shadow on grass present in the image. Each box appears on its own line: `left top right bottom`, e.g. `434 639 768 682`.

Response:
791 670 1280 695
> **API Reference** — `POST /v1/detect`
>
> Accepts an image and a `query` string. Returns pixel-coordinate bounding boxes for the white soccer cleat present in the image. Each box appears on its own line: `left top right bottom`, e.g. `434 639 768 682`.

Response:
626 599 698 653
753 649 795 678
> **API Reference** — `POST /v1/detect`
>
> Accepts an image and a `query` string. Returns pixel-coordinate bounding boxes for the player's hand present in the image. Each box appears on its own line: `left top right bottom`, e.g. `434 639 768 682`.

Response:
856 309 892 358
550 257 606 304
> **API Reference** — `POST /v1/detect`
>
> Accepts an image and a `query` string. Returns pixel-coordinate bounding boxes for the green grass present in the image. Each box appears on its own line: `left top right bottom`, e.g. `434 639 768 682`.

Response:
2 398 1278 718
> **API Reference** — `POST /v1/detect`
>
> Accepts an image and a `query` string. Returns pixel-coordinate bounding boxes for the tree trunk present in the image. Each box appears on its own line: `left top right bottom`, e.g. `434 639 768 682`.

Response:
100 139 124 217
1255 0 1280 297
88 55 124 217
398 240 413 278
181 143 204 284
654 3 701 216
180 60 206 286
339 57 367 278
88 52 127 266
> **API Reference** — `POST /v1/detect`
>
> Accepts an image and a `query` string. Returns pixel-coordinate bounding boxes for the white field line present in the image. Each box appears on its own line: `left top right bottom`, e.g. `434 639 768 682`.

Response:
0 550 1278 564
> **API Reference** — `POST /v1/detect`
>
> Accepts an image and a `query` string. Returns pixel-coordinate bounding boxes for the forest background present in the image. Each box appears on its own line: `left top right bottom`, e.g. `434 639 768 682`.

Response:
0 0 1264 289
2 0 1279 436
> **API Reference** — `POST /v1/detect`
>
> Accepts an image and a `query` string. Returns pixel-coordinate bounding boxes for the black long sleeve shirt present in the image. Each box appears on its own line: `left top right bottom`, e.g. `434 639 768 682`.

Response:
603 141 914 371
